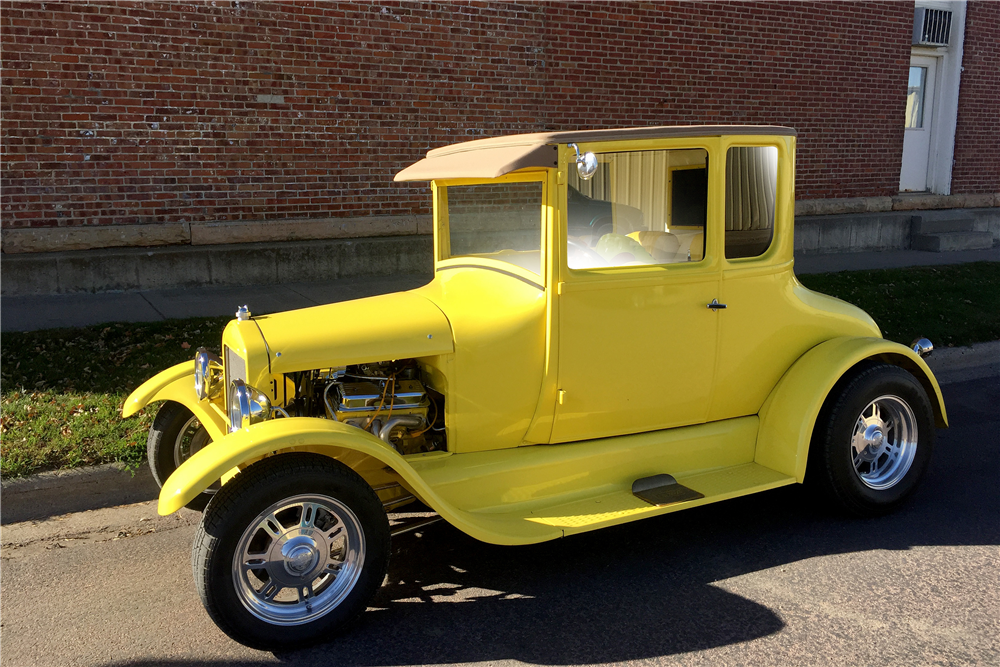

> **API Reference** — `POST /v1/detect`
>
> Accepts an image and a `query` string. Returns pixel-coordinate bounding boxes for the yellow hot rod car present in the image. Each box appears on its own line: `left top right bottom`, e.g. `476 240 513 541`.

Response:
124 126 946 650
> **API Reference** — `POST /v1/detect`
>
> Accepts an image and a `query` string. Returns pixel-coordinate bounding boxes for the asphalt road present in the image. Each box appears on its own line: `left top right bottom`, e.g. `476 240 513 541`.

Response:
2 376 998 667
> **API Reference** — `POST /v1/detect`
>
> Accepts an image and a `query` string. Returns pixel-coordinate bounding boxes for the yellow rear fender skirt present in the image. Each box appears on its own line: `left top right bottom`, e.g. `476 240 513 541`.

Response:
155 417 563 546
756 337 947 482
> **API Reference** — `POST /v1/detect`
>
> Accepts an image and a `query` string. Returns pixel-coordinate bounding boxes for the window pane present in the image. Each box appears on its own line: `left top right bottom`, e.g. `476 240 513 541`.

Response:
725 146 777 259
446 182 542 275
905 67 927 129
566 148 708 269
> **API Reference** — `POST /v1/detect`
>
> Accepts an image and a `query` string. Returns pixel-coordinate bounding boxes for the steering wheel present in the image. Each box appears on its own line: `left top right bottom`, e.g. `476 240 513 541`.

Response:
567 238 607 268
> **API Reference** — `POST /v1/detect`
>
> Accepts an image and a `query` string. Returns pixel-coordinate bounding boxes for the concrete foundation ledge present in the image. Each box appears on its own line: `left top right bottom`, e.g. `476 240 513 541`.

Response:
1 222 191 254
793 193 998 217
891 192 999 211
1 214 433 254
794 197 893 216
795 206 1000 254
1 234 434 296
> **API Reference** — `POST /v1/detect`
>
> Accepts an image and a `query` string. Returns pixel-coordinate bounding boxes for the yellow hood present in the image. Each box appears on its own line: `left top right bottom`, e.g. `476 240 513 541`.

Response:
251 291 454 376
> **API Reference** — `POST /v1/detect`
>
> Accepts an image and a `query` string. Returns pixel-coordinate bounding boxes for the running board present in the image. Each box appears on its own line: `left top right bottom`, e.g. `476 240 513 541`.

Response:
517 462 795 537
632 474 704 506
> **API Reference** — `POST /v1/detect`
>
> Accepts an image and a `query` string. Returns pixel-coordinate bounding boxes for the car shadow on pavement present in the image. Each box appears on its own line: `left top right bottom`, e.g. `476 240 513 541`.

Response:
104 378 999 667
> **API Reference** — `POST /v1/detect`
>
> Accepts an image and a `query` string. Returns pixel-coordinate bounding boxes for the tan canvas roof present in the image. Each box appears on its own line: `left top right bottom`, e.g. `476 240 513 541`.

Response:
394 125 795 182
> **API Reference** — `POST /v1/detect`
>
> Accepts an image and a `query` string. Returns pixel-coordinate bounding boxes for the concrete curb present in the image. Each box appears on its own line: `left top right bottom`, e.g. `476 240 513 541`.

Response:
1 462 161 525
2 342 996 525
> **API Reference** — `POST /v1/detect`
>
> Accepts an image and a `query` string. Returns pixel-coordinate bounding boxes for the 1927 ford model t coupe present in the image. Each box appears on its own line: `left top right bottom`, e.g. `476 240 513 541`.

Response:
124 126 946 649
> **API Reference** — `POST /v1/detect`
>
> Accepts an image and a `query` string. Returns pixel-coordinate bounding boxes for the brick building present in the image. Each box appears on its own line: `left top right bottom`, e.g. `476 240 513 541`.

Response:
1 1 997 294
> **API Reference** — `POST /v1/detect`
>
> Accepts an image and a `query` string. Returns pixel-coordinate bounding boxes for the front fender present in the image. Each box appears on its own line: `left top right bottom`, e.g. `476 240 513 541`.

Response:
158 418 560 545
756 337 948 482
122 361 227 442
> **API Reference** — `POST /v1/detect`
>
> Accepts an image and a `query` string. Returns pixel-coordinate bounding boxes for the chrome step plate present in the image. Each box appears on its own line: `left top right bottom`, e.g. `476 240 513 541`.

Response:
632 474 705 507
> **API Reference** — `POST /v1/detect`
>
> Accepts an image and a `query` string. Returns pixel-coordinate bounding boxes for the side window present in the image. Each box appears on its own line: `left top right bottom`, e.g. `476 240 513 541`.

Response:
446 181 543 275
566 148 707 269
725 146 778 259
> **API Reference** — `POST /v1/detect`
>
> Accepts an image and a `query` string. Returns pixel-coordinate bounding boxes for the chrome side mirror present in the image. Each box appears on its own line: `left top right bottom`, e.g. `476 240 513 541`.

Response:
568 143 598 181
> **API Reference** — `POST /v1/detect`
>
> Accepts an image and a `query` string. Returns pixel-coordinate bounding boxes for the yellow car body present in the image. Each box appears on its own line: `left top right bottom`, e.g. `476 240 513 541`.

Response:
125 126 947 546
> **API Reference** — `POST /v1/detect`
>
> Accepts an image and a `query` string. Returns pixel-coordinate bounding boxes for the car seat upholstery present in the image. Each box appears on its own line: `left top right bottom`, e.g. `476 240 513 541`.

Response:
595 233 655 265
627 231 681 263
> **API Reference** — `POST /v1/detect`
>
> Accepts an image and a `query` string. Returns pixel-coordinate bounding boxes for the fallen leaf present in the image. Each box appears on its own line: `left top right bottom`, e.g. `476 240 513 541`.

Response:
181 342 191 349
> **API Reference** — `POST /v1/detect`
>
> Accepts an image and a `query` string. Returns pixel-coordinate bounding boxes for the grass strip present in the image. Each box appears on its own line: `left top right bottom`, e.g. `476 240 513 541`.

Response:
2 317 229 479
2 261 997 479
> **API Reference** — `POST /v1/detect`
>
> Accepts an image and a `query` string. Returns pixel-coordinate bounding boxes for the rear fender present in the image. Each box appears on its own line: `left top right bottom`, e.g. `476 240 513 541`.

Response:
121 361 227 441
756 337 947 482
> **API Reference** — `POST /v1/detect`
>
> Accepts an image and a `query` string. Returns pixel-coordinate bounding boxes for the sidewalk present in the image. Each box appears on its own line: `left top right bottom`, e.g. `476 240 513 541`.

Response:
2 246 999 333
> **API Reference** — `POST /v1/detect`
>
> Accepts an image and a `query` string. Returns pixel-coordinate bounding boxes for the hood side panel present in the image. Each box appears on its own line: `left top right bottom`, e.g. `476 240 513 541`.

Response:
252 291 454 379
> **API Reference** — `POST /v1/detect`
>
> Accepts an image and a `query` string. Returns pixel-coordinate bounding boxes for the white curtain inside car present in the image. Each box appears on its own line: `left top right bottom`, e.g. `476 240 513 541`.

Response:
610 151 669 229
725 146 777 231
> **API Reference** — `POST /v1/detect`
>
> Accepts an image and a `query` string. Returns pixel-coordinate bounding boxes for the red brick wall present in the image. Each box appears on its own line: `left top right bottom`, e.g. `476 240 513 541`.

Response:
0 1 954 232
951 1 1000 195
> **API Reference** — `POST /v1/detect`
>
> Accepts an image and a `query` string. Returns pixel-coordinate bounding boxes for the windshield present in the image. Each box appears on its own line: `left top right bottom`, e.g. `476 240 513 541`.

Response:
444 180 543 275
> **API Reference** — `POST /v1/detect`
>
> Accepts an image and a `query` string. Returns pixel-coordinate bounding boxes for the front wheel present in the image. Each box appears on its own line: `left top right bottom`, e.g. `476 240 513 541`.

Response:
192 454 389 650
147 401 217 511
809 363 936 516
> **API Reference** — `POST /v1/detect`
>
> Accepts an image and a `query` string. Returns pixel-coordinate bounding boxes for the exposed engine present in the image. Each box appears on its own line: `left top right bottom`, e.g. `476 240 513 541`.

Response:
280 360 445 455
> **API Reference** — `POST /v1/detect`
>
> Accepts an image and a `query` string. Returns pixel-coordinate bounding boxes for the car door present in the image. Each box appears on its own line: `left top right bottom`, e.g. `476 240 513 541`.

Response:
550 145 722 443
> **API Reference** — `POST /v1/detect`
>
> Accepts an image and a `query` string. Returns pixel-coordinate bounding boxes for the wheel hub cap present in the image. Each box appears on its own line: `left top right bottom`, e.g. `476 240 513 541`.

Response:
864 423 885 453
281 537 320 576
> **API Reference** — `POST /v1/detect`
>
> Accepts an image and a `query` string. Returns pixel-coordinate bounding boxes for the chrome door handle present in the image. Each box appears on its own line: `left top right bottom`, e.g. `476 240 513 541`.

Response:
707 299 727 310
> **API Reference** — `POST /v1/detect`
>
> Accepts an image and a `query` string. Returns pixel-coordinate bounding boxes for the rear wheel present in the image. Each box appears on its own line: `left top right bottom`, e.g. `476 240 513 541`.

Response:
192 453 389 650
810 363 935 516
147 401 217 511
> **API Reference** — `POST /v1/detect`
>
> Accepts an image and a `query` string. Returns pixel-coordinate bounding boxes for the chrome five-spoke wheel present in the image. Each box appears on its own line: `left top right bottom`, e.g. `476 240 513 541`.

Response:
234 495 365 626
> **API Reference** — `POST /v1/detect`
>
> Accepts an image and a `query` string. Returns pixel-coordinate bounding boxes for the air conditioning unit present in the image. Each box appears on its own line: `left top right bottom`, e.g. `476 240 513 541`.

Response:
913 7 952 46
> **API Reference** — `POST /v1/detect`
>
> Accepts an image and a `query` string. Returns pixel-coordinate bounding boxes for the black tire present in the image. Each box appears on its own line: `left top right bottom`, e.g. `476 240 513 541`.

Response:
809 363 935 516
147 401 215 511
191 453 390 651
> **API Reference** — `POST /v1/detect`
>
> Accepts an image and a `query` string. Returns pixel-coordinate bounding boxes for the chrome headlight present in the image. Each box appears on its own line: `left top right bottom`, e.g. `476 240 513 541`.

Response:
228 379 272 433
194 348 223 401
